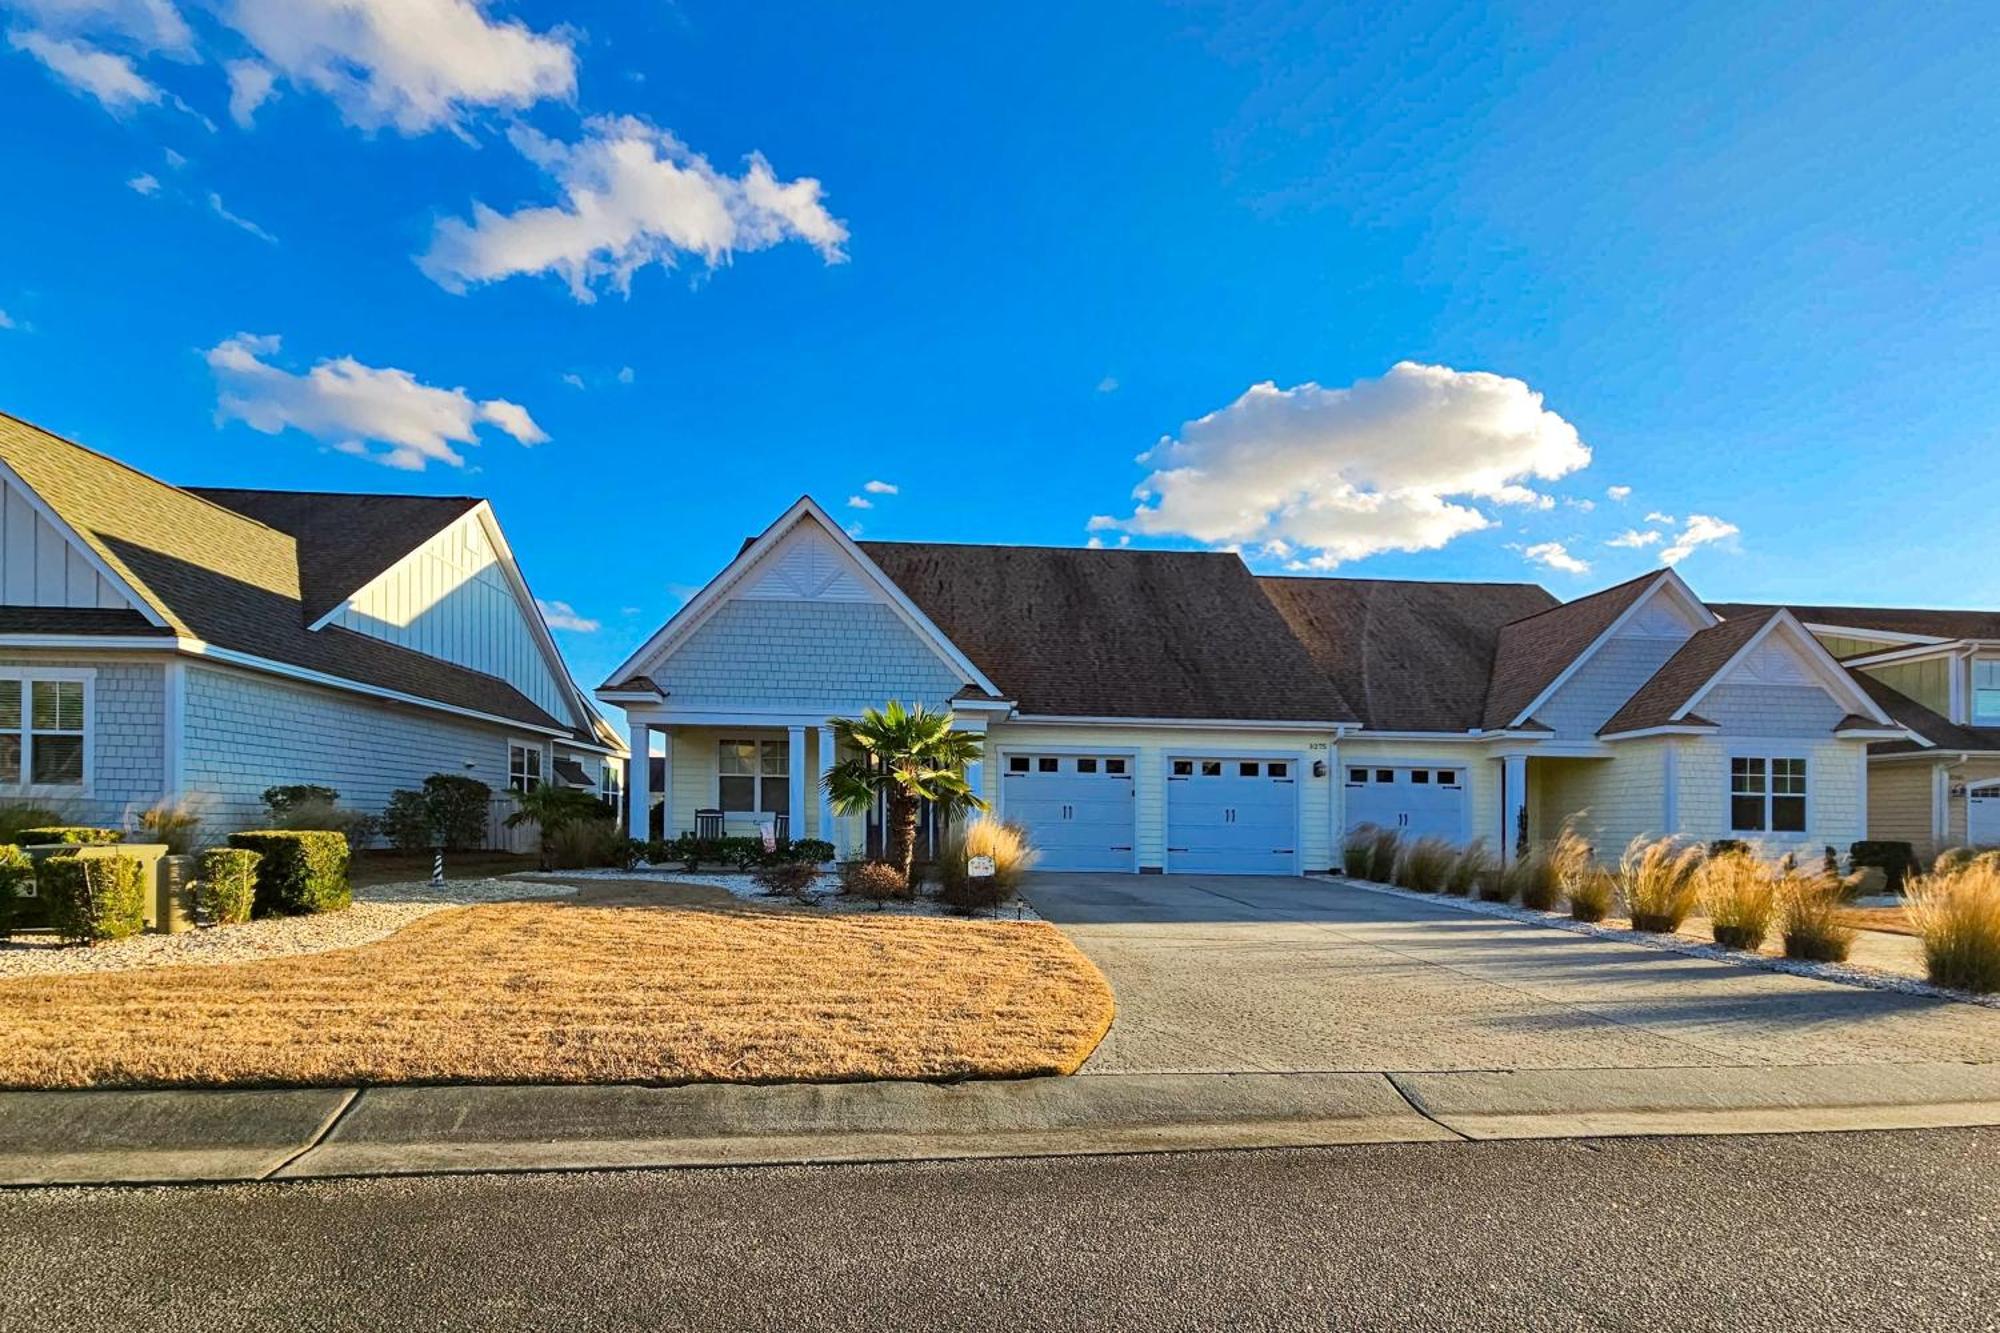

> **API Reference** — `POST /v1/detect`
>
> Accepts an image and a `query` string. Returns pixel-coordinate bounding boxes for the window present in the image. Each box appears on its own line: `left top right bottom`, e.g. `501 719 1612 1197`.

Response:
508 742 543 795
1008 755 1030 773
601 761 622 806
1411 769 1430 784
1038 756 1059 773
1200 760 1222 777
1239 761 1259 778
1077 758 1098 774
1106 758 1127 776
1976 661 2000 722
1268 762 1288 778
1376 769 1395 784
719 739 788 814
1348 768 1368 785
1172 760 1193 776
1731 756 1807 833
1436 770 1459 787
0 676 88 789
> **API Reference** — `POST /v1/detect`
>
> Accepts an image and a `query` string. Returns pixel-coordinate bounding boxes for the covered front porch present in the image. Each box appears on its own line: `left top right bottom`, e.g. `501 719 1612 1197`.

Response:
623 713 987 860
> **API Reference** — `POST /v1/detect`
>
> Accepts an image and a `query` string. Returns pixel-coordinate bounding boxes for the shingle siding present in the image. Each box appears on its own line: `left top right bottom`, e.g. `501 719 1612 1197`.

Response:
651 599 964 713
1535 747 1667 858
1535 636 1684 739
183 663 518 833
0 656 166 827
1695 681 1846 737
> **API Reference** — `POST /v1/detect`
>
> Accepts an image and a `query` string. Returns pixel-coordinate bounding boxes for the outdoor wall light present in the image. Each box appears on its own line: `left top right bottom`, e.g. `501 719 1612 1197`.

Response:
1312 760 1327 778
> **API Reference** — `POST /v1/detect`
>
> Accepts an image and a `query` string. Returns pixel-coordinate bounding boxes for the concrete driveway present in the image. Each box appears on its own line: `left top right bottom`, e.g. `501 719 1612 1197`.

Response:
1023 874 2000 1074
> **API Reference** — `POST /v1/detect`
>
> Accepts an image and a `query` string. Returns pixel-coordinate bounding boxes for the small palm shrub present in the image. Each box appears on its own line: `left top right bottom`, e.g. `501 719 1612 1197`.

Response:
1395 836 1455 893
1366 827 1402 883
936 818 1037 914
1778 874 1855 962
1620 836 1705 933
227 830 351 915
1906 862 2000 993
1444 839 1491 897
1342 827 1376 879
1508 850 1561 911
137 797 205 855
755 859 821 900
0 843 33 940
194 847 261 925
39 851 145 945
1701 850 1777 951
1566 868 1616 923
546 818 626 869
841 859 911 904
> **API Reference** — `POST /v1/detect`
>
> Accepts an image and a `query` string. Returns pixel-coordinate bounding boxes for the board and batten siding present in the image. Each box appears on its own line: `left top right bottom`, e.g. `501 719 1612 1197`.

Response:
1858 658 1949 717
984 721 1340 872
0 474 132 609
0 654 165 827
327 511 571 722
182 662 518 833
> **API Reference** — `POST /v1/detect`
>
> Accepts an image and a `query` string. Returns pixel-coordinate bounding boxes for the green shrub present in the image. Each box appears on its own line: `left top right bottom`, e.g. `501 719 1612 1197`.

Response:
936 818 1037 914
227 830 351 916
264 788 381 848
263 784 342 817
39 851 145 945
1850 840 1917 894
15 826 123 846
382 775 491 852
195 847 261 925
0 843 33 940
545 818 626 870
842 860 911 904
1341 828 1375 879
0 802 65 847
755 859 821 899
769 838 836 865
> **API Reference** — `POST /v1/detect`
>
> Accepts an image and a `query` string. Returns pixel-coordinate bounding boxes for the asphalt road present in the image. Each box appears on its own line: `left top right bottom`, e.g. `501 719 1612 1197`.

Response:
4 1128 1997 1331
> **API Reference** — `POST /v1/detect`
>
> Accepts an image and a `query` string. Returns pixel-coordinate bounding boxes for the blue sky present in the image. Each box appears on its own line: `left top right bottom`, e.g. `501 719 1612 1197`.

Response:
2 1 1996 692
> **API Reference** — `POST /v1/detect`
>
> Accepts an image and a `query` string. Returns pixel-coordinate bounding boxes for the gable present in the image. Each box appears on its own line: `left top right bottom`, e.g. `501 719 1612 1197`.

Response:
1614 588 1706 639
737 523 876 602
1537 634 1690 739
653 597 967 713
327 509 573 722
0 471 136 611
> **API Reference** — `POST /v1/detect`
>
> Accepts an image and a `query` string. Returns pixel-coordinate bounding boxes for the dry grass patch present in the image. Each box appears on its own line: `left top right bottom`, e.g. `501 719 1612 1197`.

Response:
0 899 1115 1090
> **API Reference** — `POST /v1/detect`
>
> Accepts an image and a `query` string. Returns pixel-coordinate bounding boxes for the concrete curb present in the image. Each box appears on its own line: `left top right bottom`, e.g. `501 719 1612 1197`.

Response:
3 1065 1997 1188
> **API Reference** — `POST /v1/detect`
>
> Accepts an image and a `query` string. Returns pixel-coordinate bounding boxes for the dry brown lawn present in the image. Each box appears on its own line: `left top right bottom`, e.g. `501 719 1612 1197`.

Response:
1837 904 1917 938
0 896 1115 1090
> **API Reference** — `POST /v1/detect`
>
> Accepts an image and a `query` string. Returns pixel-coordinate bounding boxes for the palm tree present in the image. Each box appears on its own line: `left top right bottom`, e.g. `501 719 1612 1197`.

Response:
504 784 614 870
825 701 986 881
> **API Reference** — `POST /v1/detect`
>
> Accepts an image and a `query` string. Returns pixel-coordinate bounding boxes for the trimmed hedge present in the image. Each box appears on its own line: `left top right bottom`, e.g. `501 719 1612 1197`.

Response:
228 830 351 916
14 826 123 847
0 844 33 940
39 850 145 945
647 834 837 872
196 847 262 925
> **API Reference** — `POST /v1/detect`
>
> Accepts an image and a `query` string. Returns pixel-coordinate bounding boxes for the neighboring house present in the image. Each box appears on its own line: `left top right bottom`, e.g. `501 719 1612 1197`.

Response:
1714 602 2000 857
599 497 1903 876
0 411 623 841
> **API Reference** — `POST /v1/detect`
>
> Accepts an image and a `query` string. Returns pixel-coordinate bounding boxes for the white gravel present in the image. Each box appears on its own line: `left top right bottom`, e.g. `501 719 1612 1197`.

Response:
1310 873 2000 1010
0 877 577 980
538 867 1043 922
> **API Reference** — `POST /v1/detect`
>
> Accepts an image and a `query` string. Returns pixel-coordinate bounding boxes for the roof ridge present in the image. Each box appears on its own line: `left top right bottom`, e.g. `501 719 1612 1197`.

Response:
857 538 1240 557
1255 572 1552 590
190 486 486 504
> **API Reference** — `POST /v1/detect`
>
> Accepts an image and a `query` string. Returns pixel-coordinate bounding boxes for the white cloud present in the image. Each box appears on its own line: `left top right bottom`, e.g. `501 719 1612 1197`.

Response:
536 599 598 633
162 145 184 168
845 495 872 510
205 332 546 471
215 0 575 134
863 479 897 495
224 57 273 126
207 190 275 243
127 170 159 193
616 365 634 385
1607 529 1662 549
1086 536 1105 549
1660 514 1739 565
1607 485 1632 501
0 309 15 329
1520 541 1590 575
8 28 161 109
1564 496 1595 512
1085 514 1120 531
560 371 584 389
1096 375 1119 394
845 521 863 538
1115 361 1592 568
1645 511 1675 525
419 116 847 301
6 0 190 51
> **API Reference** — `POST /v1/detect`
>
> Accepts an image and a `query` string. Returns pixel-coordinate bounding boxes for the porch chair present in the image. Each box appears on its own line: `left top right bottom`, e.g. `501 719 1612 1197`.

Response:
771 813 789 845
694 808 724 839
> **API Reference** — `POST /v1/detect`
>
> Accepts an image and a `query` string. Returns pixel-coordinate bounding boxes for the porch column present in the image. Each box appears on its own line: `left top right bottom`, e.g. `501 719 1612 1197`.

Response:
1328 735 1344 871
788 725 808 842
1501 753 1528 865
818 723 838 854
626 719 650 839
656 727 673 839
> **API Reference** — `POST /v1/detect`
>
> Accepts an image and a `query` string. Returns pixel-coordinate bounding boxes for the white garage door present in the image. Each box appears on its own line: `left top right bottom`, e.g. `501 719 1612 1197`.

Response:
1969 782 2000 846
1166 757 1299 875
1344 764 1468 842
1001 753 1135 872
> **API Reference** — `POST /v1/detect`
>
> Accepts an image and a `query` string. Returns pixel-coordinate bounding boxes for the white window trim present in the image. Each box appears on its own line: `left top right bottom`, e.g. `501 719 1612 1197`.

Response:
507 738 546 795
1970 658 2000 726
716 737 790 817
601 760 623 804
0 666 96 798
1727 750 1812 836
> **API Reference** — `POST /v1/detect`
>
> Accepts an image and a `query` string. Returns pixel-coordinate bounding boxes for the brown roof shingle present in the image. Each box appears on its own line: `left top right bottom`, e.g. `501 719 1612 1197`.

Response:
0 607 170 636
862 542 1357 723
0 411 570 733
1257 576 1557 732
1711 601 2000 643
1596 609 1778 736
1482 571 1664 729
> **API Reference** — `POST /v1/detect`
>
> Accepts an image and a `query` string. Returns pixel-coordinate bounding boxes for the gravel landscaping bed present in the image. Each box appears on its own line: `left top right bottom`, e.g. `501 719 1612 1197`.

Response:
1311 874 1999 1010
0 877 577 979
536 867 1043 921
